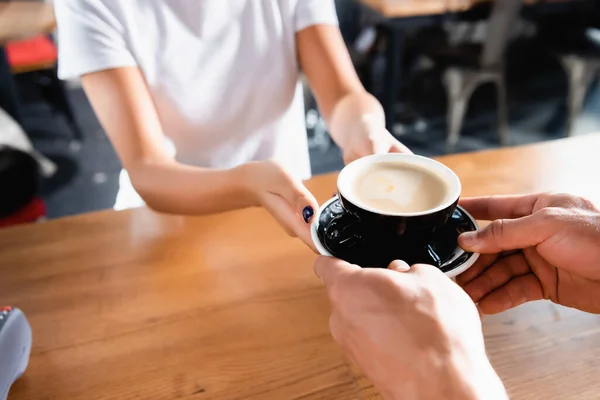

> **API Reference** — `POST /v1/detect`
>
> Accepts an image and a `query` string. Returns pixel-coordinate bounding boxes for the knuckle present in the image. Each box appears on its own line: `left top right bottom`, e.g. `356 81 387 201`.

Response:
545 192 592 209
538 192 561 208
541 191 559 199
328 272 364 309
329 315 345 344
269 160 289 178
328 281 347 307
576 196 597 212
537 206 565 221
267 158 283 169
488 267 510 288
507 282 526 306
554 193 577 205
296 193 310 208
581 197 596 208
285 228 297 237
278 221 296 237
416 285 438 309
490 219 506 239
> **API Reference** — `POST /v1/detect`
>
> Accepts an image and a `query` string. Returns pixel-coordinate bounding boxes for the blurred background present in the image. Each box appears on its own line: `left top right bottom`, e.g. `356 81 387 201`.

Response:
2 0 600 223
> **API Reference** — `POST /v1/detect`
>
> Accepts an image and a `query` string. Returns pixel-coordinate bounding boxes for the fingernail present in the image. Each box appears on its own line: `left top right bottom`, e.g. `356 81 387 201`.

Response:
389 260 410 272
303 206 315 223
459 232 477 248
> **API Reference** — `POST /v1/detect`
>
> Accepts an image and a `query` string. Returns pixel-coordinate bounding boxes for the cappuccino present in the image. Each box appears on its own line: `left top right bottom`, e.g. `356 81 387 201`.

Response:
352 162 448 214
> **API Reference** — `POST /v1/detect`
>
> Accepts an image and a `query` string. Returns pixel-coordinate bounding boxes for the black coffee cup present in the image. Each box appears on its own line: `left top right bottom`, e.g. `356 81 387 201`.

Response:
335 154 462 247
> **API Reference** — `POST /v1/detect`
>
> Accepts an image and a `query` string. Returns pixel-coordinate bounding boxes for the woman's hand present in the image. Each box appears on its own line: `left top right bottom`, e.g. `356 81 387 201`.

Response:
239 160 319 250
328 94 412 165
296 25 411 165
81 68 319 251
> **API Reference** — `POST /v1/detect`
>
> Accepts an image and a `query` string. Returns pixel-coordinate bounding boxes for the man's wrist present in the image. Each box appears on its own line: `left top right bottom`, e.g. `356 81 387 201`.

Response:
445 353 508 400
381 351 507 400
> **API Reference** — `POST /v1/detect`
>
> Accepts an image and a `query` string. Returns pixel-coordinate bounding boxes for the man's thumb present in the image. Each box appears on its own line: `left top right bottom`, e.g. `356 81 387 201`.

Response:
314 256 359 286
458 214 549 254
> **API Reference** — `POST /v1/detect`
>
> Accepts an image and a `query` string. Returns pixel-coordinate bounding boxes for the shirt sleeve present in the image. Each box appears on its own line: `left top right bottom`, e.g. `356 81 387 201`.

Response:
54 0 137 80
294 0 339 32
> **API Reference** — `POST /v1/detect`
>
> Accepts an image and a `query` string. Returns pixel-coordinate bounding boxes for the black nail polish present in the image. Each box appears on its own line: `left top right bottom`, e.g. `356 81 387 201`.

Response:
302 206 315 223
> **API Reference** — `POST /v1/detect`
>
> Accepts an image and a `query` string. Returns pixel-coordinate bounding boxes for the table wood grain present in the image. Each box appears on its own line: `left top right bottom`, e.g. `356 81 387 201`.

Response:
360 0 577 18
3 134 600 399
0 2 55 45
360 0 471 18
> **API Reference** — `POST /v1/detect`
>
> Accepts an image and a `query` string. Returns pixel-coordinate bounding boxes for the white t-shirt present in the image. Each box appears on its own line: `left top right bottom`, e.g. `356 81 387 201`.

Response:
54 0 338 209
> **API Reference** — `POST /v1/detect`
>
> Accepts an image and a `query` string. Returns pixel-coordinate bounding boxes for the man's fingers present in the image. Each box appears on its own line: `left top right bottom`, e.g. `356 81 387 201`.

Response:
462 253 531 303
478 273 544 314
459 194 542 221
456 253 500 287
458 212 552 254
314 256 360 287
388 260 410 272
476 304 484 320
408 263 448 277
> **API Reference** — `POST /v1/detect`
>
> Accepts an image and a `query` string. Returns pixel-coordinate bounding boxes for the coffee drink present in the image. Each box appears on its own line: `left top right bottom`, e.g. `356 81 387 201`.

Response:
351 162 448 214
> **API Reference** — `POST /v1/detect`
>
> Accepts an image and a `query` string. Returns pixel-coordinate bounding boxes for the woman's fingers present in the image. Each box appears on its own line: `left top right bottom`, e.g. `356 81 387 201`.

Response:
387 137 413 154
270 164 319 224
263 194 317 251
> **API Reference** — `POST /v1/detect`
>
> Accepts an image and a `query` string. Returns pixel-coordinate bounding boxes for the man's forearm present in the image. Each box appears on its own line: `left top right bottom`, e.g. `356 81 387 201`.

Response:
127 159 257 215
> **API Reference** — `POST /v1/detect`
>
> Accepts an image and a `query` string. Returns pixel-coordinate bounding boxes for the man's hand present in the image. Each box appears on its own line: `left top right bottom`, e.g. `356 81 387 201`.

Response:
315 257 507 400
458 193 600 314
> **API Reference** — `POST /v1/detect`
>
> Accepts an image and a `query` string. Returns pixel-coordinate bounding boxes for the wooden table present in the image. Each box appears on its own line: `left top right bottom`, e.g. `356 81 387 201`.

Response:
0 2 56 44
360 0 579 18
3 135 600 399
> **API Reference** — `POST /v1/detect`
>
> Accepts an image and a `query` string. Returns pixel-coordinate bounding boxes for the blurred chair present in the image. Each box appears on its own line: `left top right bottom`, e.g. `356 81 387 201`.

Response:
439 0 523 150
5 35 83 144
546 26 600 136
560 51 600 136
533 4 600 136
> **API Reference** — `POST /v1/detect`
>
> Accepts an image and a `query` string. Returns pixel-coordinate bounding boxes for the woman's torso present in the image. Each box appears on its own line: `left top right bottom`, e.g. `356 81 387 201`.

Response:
114 0 311 176
57 0 335 208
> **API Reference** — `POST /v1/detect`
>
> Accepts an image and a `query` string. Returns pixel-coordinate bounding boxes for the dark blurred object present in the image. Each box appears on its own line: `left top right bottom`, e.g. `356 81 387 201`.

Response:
0 145 40 219
6 36 83 145
336 0 363 45
0 46 22 124
0 197 45 228
536 5 600 136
